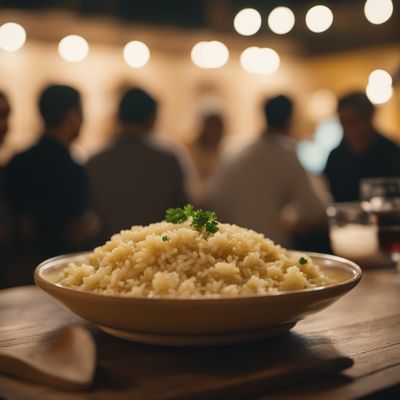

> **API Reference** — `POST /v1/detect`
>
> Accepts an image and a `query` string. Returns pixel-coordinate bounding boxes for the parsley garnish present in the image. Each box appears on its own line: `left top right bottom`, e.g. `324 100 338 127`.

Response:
165 204 219 235
183 204 194 217
192 210 219 234
165 207 187 223
162 235 169 241
299 257 308 265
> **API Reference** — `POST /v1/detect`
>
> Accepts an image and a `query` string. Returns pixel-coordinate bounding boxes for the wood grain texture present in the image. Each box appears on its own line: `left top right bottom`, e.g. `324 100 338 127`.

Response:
0 268 399 400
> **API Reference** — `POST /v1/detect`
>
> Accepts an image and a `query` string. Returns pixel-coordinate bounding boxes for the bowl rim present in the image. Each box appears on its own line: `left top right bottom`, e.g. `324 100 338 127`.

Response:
34 250 362 303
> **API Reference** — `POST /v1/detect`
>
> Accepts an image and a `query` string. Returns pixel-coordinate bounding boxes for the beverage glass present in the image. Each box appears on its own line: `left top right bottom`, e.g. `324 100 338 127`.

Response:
327 202 381 266
360 177 400 271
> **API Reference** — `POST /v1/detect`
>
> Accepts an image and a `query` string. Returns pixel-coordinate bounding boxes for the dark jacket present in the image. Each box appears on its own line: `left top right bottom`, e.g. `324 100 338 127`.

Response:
324 133 400 202
5 135 89 256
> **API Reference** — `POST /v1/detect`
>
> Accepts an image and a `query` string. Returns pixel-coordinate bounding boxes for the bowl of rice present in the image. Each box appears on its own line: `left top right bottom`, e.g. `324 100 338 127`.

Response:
35 207 361 346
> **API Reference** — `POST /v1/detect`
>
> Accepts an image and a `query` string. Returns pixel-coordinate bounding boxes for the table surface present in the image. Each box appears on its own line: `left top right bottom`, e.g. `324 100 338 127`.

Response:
0 268 400 400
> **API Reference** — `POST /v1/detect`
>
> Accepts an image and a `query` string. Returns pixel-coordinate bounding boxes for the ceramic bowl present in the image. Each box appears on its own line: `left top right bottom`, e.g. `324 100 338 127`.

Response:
34 251 361 346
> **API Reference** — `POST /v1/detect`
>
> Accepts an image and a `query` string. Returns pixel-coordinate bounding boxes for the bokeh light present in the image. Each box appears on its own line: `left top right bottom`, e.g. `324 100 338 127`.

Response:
240 47 280 75
368 69 393 87
314 118 343 152
268 7 295 35
233 8 262 36
58 35 89 62
0 22 26 52
305 5 333 33
191 41 229 69
123 41 150 68
364 0 393 25
191 42 207 68
366 83 393 105
297 141 328 174
366 68 393 105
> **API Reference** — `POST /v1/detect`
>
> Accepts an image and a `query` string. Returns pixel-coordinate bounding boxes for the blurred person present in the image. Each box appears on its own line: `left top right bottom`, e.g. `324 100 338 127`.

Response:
324 91 400 202
262 96 329 199
0 91 12 287
263 95 297 150
188 113 225 200
263 95 332 250
86 87 188 238
205 95 326 248
5 84 93 271
0 91 9 144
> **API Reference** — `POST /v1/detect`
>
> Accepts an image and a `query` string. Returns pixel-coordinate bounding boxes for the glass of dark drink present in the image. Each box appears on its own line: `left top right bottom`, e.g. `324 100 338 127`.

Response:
360 177 400 271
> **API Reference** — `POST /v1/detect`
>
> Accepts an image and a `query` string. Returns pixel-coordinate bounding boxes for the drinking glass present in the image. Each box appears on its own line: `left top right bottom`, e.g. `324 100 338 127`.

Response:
327 202 381 266
360 177 400 271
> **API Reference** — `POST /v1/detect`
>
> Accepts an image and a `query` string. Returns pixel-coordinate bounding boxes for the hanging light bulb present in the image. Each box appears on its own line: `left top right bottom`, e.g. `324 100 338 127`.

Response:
58 35 89 62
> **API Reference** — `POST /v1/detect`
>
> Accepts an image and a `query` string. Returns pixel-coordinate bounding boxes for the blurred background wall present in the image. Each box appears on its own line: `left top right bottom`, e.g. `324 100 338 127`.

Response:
0 1 399 172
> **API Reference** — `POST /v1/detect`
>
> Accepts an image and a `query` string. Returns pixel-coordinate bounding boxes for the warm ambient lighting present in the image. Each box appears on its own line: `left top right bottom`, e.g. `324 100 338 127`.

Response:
233 8 262 36
240 47 280 75
191 41 229 69
268 7 295 35
308 89 337 121
58 35 89 62
305 5 333 33
0 22 26 52
364 0 393 25
123 41 150 68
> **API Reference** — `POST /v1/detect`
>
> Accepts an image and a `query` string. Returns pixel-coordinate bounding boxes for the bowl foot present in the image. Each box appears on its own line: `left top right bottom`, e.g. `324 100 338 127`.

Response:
98 322 297 347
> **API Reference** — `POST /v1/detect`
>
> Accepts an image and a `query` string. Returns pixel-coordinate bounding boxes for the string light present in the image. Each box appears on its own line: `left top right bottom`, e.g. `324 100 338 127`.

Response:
366 83 393 105
58 35 89 62
305 5 333 33
364 0 393 24
0 22 26 52
123 41 150 68
191 41 229 69
268 7 295 35
233 8 262 36
240 47 280 75
368 69 393 87
366 68 393 105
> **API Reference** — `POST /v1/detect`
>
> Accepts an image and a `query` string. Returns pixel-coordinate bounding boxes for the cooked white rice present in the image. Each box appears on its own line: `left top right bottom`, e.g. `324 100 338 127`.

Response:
57 221 335 298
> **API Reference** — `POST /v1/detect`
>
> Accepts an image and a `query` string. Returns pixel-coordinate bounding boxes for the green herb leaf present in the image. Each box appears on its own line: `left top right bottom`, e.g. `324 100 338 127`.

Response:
165 207 187 223
183 204 194 217
162 235 169 241
205 219 219 234
165 204 219 235
192 210 219 234
299 257 308 265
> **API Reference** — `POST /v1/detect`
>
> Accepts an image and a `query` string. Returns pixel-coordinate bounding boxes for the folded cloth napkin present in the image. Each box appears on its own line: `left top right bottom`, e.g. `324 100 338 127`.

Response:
0 325 96 390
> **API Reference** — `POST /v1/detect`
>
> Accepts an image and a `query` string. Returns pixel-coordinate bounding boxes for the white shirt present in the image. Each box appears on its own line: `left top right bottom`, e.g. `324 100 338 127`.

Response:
204 135 326 247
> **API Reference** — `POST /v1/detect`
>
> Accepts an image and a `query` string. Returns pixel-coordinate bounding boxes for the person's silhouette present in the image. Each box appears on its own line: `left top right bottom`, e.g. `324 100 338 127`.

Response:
0 91 12 287
205 94 326 248
5 84 90 260
87 87 188 238
324 91 400 202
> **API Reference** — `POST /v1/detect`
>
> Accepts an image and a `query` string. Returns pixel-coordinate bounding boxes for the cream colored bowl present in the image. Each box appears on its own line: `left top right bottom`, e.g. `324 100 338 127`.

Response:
34 251 361 346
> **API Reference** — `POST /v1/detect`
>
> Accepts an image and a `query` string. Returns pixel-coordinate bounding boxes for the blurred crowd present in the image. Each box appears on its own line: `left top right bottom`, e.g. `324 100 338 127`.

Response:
1 85 399 288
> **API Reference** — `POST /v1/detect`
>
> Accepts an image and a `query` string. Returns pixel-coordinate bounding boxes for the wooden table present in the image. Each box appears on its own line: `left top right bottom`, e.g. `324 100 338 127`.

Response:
0 268 400 400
